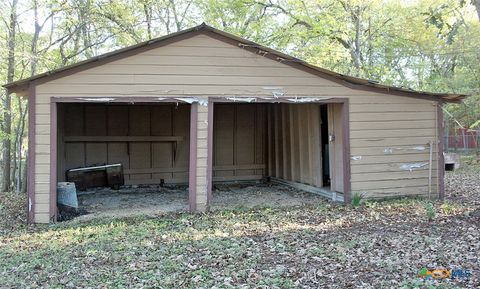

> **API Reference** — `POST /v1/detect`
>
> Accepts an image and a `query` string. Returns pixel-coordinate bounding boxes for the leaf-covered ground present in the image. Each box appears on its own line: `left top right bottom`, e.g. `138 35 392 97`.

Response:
0 191 27 235
1 163 479 288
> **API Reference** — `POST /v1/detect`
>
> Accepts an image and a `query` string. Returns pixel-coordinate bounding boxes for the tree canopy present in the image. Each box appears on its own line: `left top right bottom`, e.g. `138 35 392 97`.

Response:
0 0 479 191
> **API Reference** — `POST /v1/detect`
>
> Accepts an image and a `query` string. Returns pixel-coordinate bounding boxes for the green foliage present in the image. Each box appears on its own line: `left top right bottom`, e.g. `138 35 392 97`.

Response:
0 0 479 190
424 202 437 221
440 202 457 215
470 119 480 129
401 278 462 289
351 192 364 208
2 0 479 96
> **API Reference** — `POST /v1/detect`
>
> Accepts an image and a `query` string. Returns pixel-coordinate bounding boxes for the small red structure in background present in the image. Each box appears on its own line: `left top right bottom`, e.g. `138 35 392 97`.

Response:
446 127 478 151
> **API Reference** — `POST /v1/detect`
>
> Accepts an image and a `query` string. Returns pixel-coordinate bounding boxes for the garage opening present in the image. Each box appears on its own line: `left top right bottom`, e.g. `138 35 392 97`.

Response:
210 102 345 210
56 102 192 219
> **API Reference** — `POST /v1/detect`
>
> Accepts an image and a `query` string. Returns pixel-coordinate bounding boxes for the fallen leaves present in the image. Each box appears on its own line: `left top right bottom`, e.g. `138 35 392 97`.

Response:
0 191 26 234
0 164 479 288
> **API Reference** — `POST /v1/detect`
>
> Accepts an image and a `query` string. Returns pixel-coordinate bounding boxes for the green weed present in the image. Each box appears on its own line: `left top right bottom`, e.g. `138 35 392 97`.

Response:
424 202 437 221
351 192 364 208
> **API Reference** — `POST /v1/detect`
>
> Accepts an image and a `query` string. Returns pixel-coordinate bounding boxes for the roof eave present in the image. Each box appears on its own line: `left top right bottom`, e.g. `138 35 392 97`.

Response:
202 25 466 103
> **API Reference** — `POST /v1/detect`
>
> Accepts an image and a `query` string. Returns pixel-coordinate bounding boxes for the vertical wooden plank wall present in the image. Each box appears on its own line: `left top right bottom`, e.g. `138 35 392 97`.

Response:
212 103 267 181
59 103 190 185
107 105 130 180
211 102 325 187
267 103 324 188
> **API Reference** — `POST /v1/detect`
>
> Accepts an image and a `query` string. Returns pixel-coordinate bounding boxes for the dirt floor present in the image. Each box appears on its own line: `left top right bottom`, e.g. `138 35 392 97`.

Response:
76 185 189 220
211 183 327 210
75 182 327 220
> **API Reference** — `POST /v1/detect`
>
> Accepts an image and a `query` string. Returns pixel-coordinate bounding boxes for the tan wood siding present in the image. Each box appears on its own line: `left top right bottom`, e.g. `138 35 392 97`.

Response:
349 101 438 197
195 104 209 210
31 33 440 221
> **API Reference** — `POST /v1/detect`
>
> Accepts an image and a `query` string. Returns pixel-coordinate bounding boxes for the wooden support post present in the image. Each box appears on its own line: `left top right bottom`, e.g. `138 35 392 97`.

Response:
327 104 336 191
57 104 65 182
50 102 58 222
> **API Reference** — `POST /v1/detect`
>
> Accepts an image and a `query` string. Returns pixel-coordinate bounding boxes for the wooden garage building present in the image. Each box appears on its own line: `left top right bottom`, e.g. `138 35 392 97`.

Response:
3 24 464 223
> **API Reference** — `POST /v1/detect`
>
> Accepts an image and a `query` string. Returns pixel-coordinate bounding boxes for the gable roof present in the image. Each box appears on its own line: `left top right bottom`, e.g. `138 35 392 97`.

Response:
3 23 465 103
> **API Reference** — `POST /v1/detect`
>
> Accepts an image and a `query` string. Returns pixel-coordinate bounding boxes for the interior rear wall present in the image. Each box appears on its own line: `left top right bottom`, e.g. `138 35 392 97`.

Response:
57 103 190 185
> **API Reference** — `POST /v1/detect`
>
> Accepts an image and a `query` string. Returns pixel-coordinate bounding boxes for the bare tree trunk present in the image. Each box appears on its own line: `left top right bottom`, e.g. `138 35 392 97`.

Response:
80 0 93 58
2 0 18 193
31 0 40 75
15 99 26 192
169 0 193 32
352 6 362 75
143 2 153 39
474 0 480 21
169 0 182 32
21 151 27 194
16 0 41 193
11 119 17 191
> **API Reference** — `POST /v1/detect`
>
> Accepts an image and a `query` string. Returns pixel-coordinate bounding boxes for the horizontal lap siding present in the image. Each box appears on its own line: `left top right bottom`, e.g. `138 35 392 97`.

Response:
77 65 315 77
34 100 50 222
349 99 438 198
36 35 343 98
196 106 208 210
44 75 325 85
32 33 439 222
37 85 351 97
